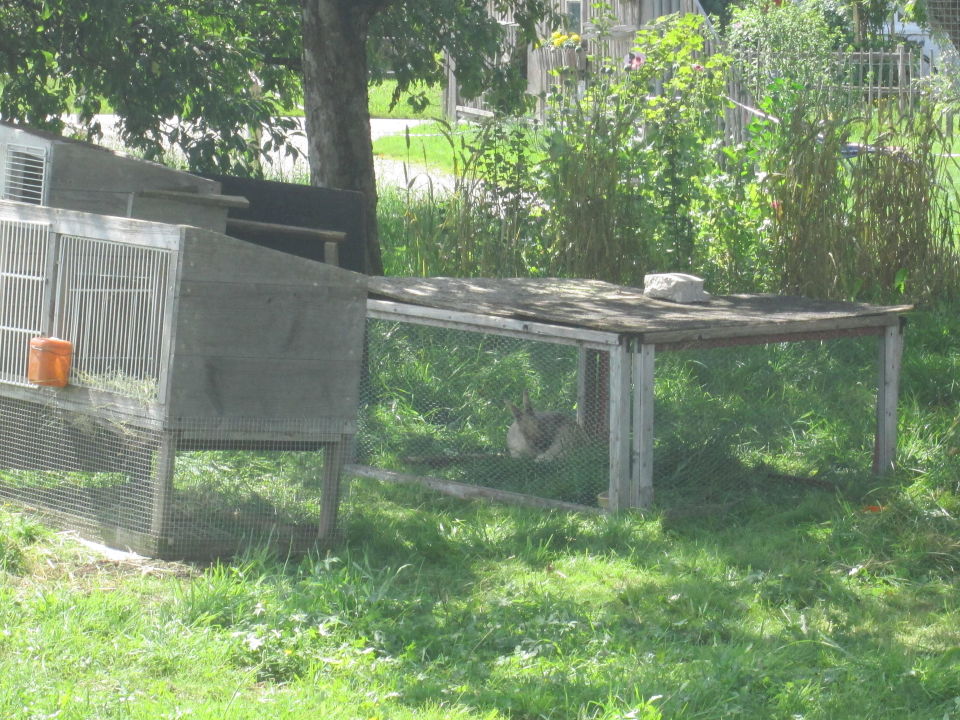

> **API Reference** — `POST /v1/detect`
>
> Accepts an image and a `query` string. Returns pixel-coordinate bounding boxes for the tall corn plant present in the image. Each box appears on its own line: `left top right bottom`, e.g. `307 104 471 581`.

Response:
753 83 960 301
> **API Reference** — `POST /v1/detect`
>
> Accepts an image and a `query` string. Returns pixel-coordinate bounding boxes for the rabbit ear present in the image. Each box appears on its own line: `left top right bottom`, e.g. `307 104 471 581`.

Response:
506 401 522 420
522 390 534 413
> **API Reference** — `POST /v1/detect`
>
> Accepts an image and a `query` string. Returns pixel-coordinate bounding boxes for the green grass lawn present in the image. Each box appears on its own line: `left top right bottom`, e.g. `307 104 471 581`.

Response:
369 80 443 120
265 79 442 118
2 477 958 719
1 307 959 719
372 119 545 178
373 120 477 175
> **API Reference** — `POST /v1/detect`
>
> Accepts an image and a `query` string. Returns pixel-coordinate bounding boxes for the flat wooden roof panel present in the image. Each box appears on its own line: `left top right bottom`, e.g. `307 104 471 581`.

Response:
368 277 911 341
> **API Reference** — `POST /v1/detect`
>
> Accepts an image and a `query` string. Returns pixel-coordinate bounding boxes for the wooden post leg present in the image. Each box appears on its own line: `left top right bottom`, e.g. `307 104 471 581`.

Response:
577 348 609 437
150 432 176 544
607 342 631 512
874 321 905 475
632 343 655 509
319 435 349 540
577 346 589 428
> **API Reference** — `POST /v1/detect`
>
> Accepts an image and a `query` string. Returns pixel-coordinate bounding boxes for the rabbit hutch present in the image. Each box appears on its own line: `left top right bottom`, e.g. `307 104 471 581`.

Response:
0 126 367 559
357 277 910 516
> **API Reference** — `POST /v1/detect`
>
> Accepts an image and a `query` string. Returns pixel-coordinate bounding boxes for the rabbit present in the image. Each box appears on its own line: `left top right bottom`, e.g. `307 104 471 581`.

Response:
506 390 587 462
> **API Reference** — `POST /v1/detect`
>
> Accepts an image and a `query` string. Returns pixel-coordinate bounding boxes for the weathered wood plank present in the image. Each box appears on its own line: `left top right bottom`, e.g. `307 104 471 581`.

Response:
346 464 602 514
168 355 362 421
226 218 346 244
632 342 655 509
874 320 905 474
607 343 631 512
655 324 886 351
175 280 366 358
181 228 365 287
368 277 912 342
0 200 183 250
0 381 167 425
367 298 620 348
140 188 249 209
150 432 176 540
643 313 901 345
319 436 349 540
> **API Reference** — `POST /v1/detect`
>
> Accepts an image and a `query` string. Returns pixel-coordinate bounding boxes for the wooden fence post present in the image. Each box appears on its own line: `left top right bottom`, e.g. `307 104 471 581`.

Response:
607 341 631 511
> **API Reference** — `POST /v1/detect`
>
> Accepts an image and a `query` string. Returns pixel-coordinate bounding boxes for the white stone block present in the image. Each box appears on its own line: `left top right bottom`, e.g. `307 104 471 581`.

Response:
643 273 711 303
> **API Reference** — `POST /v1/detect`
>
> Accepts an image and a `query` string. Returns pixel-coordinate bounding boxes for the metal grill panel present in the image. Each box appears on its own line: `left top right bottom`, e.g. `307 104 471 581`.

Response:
2 143 47 205
55 234 171 400
0 219 49 386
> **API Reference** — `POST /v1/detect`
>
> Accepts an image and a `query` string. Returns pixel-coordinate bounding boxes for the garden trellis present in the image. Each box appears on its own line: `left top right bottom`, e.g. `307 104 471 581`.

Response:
356 277 911 514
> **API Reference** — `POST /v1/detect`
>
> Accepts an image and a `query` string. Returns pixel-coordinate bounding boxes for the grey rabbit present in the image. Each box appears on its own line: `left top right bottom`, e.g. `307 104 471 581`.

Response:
506 390 586 462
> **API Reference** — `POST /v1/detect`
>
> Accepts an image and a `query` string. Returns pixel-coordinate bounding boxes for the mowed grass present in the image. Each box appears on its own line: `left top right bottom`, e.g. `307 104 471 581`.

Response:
368 80 442 120
372 121 476 175
372 119 544 177
1 307 959 720
2 483 959 719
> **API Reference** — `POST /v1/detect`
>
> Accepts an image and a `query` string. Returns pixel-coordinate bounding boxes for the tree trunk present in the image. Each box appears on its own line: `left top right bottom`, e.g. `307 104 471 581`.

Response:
301 0 384 275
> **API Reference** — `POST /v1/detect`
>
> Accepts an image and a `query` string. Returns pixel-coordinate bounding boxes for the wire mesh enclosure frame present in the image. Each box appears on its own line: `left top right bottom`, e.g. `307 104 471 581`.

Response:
357 301 624 512
357 297 906 514
0 400 351 558
0 200 366 559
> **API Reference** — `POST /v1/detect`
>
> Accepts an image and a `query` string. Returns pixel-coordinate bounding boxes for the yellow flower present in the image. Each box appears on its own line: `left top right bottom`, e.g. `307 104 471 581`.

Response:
570 33 582 45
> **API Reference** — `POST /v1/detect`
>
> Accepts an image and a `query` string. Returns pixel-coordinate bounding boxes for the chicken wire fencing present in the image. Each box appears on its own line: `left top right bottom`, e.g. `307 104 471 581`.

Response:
647 335 878 515
356 317 615 510
355 315 880 514
0 398 350 558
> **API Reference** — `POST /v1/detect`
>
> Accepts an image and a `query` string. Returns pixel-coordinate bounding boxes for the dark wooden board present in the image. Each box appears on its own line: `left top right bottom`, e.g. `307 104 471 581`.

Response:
200 174 369 274
369 277 912 342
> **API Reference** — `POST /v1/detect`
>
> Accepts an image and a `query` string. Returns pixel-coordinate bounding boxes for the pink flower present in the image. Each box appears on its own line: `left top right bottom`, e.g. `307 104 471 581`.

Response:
623 52 646 71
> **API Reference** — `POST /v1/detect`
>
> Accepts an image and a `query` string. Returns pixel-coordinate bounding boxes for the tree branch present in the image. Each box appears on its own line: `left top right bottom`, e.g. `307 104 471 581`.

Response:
263 55 303 71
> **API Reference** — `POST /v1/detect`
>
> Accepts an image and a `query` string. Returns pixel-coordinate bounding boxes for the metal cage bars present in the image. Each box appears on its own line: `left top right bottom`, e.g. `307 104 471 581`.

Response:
0 219 173 400
55 234 171 398
1 143 48 205
0 219 49 386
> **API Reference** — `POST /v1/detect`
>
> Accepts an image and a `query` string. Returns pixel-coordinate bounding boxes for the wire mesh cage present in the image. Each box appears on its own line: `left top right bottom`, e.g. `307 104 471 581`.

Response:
648 336 878 515
0 401 350 557
357 318 614 509
356 310 883 515
0 201 366 559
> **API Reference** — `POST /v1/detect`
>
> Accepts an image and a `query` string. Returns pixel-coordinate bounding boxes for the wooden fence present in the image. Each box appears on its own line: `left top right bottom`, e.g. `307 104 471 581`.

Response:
444 8 946 142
